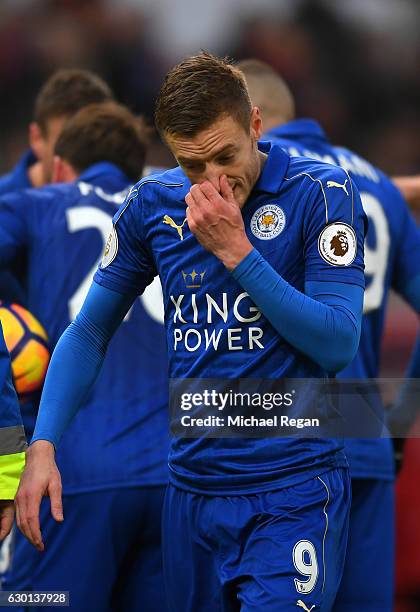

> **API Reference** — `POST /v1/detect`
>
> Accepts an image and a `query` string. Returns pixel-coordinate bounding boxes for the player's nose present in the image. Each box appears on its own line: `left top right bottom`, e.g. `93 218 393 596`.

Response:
203 164 221 192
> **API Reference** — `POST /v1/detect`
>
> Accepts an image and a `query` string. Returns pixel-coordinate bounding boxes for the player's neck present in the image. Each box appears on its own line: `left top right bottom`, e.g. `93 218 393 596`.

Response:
258 150 268 175
28 161 44 188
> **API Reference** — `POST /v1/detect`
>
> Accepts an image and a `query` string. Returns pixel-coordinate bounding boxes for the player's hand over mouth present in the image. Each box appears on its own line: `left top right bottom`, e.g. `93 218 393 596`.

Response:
15 440 63 551
185 174 253 271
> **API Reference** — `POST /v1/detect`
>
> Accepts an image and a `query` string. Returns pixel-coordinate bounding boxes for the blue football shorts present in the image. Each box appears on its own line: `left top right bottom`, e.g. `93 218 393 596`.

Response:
333 478 394 611
163 468 350 611
2 486 167 612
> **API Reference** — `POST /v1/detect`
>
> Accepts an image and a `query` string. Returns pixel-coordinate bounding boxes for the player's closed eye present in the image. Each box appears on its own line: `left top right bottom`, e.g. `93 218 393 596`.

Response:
216 155 234 165
182 161 205 173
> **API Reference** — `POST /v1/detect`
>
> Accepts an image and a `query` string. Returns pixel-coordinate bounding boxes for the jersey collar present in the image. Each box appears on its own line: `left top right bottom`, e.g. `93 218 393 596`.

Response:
13 149 37 189
265 119 329 147
252 140 290 195
78 162 129 184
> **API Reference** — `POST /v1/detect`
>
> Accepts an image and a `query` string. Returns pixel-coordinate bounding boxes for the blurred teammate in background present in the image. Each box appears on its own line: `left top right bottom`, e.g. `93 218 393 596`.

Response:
0 69 113 196
0 103 169 612
17 52 367 611
393 175 420 211
0 69 114 439
239 59 420 612
0 69 114 316
0 322 26 541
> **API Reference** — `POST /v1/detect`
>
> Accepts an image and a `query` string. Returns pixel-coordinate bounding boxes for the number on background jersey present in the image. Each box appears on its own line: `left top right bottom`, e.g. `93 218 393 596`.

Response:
360 192 390 314
66 207 164 325
66 207 113 320
293 540 319 594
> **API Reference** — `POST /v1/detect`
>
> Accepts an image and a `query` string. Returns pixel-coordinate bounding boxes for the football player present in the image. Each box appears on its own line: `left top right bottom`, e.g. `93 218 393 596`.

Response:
0 69 113 196
0 322 26 540
0 103 169 612
17 53 367 611
0 69 113 308
239 58 420 612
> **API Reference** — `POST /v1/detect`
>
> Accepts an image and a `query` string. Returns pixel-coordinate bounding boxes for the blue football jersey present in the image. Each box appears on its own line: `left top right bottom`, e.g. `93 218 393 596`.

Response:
0 150 35 197
0 150 36 304
0 322 22 430
94 143 366 495
0 162 169 493
266 119 420 480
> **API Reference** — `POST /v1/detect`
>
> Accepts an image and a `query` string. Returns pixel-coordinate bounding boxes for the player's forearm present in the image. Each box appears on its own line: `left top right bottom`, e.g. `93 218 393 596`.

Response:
388 275 420 435
388 333 420 437
392 176 420 210
232 249 363 372
400 274 420 312
31 313 109 447
32 281 135 447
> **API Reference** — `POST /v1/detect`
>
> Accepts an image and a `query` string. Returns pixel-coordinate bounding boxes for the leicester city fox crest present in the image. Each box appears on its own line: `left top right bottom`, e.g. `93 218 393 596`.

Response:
250 204 286 240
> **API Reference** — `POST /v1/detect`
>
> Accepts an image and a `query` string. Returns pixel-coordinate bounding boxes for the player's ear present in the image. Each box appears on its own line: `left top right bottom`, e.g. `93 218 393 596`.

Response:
250 107 263 141
29 122 44 160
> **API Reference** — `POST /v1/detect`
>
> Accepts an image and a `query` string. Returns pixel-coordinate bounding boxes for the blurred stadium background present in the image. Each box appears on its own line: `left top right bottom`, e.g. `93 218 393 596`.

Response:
1 0 419 609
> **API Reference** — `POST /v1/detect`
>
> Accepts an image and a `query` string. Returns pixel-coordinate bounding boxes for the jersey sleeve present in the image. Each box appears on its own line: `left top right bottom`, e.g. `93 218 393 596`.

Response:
94 186 156 296
0 190 30 264
391 188 420 299
0 323 26 499
303 169 366 288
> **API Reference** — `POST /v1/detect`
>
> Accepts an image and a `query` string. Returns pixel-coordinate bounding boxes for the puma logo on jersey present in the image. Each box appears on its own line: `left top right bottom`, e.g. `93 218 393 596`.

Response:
326 178 349 196
163 215 187 240
296 601 315 611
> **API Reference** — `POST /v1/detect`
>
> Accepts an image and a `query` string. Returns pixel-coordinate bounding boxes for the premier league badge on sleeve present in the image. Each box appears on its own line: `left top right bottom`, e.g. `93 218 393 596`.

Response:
250 204 286 240
101 227 118 268
318 222 357 266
